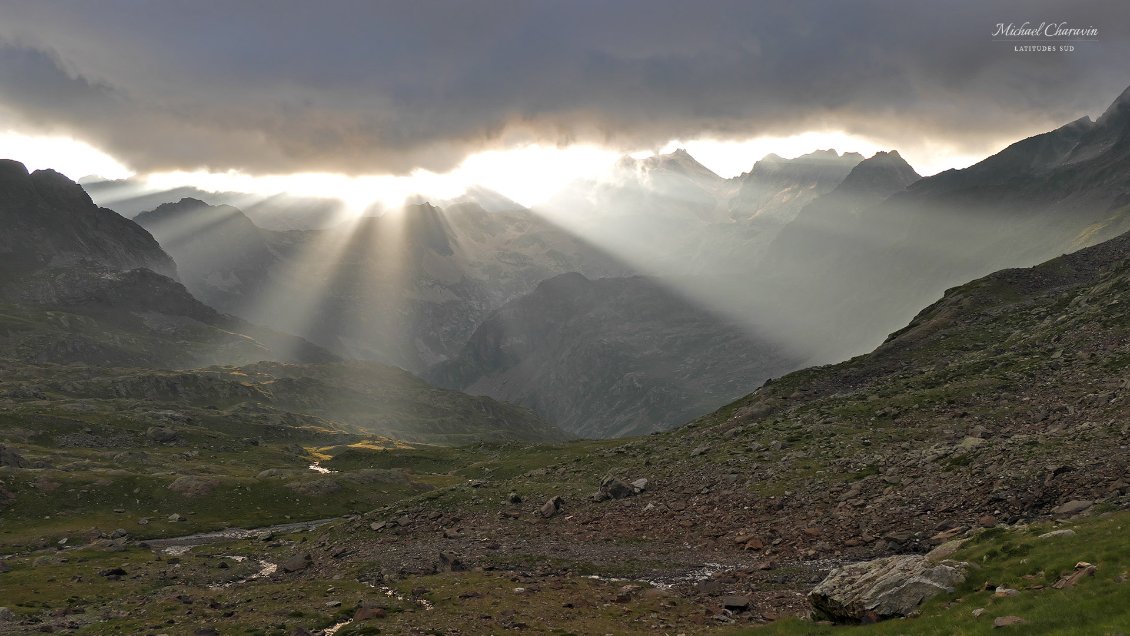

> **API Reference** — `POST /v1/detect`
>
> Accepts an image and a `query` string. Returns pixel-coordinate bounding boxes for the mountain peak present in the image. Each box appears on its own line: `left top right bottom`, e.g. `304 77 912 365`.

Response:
635 149 722 183
1097 82 1130 126
0 158 30 180
0 159 177 278
836 149 921 194
745 148 865 180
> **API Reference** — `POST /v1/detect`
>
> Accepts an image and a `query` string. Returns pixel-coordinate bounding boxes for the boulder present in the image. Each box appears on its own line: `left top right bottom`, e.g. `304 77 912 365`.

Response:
593 477 638 501
438 552 464 572
722 595 751 612
926 538 967 563
1051 500 1092 516
281 553 312 573
146 427 178 443
808 555 967 623
167 475 220 497
1052 562 1096 589
0 446 28 468
601 477 635 500
993 616 1027 628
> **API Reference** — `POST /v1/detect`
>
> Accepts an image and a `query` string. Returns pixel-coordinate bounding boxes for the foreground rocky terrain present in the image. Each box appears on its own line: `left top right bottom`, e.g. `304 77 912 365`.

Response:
3 190 1129 634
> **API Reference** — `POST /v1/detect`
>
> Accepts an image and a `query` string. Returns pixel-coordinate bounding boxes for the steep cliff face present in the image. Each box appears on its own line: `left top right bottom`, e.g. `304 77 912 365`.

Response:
0 160 176 278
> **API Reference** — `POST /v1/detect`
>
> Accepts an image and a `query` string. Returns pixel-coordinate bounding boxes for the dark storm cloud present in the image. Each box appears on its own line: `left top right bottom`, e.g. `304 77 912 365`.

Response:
0 0 1127 174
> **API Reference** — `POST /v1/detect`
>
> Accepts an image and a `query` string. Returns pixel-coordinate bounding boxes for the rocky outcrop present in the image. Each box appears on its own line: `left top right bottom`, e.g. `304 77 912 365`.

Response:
808 555 968 623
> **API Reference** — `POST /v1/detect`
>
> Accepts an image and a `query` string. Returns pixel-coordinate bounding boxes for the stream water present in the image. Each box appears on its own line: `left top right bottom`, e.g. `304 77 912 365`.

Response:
144 517 337 549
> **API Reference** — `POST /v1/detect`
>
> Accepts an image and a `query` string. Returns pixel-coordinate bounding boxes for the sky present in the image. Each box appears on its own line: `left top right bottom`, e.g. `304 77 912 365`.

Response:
1 0 1128 208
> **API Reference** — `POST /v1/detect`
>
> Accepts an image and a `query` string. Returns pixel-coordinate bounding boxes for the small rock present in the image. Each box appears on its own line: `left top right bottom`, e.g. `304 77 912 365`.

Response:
993 616 1027 628
168 513 186 522
370 521 386 532
354 606 386 620
994 586 1020 597
0 607 16 621
540 496 564 518
972 608 986 617
615 584 642 602
977 515 998 527
631 478 649 492
443 528 460 539
324 600 341 608
507 492 522 504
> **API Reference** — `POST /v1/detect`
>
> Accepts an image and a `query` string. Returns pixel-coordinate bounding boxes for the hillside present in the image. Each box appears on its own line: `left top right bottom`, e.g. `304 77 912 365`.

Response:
429 272 797 437
753 85 1130 363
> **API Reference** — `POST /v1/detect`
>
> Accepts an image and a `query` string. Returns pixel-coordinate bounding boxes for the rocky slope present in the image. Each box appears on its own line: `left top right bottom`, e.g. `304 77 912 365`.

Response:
428 272 797 437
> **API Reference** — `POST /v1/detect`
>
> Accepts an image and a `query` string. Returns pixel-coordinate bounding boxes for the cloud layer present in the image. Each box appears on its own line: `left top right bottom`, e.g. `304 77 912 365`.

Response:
0 0 1127 175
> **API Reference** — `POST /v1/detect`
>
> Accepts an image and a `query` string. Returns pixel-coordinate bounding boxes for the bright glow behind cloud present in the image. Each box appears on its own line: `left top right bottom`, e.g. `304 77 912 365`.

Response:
0 131 134 180
2 131 999 217
144 144 624 213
